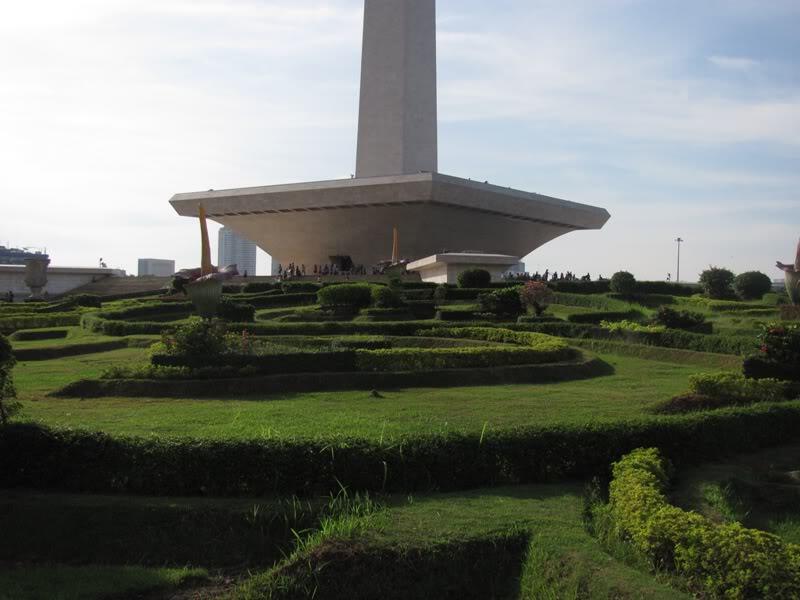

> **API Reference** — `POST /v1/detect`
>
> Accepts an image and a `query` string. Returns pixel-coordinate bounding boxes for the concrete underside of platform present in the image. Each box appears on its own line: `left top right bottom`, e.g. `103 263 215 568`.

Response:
170 172 610 268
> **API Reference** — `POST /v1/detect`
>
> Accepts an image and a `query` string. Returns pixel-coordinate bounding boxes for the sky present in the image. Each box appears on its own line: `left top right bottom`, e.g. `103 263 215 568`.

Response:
1 0 798 281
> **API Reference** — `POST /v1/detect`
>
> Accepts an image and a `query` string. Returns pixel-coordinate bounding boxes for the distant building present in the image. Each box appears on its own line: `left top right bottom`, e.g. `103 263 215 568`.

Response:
0 245 48 265
218 227 257 277
138 258 175 277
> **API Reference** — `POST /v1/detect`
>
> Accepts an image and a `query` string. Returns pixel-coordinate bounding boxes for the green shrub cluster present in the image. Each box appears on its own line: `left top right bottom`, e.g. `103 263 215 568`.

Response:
421 327 576 360
457 269 491 288
734 271 773 300
359 308 411 321
242 282 280 294
281 282 322 294
515 321 757 355
516 315 563 324
13 340 128 362
217 298 255 322
371 285 402 309
6 404 800 496
353 346 559 372
0 312 81 335
548 280 611 294
567 311 643 325
699 267 736 299
435 309 477 322
652 306 709 333
9 328 68 342
550 292 630 312
688 372 793 404
317 284 375 311
478 287 523 317
610 271 637 296
599 448 800 599
0 334 18 424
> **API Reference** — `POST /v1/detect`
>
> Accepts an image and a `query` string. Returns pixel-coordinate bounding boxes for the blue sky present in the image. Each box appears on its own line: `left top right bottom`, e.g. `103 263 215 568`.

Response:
1 0 797 280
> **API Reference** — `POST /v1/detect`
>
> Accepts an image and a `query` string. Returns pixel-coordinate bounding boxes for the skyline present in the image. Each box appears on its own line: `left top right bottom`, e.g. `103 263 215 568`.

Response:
1 0 798 281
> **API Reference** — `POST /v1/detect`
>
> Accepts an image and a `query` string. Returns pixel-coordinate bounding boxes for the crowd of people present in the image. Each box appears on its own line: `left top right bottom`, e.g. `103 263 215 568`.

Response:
503 270 599 283
277 263 372 279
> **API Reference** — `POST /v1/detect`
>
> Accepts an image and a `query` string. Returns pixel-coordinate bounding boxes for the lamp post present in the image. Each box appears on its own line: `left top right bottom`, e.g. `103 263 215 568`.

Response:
675 238 684 283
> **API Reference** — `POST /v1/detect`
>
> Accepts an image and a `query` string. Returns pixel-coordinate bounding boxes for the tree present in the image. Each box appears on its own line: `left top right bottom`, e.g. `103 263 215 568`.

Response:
734 271 772 300
457 269 491 289
0 334 19 425
699 267 735 299
519 281 554 316
610 271 637 297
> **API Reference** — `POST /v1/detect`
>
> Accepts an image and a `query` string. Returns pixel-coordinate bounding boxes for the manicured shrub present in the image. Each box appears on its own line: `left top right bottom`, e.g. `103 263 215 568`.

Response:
9 329 68 342
743 355 800 382
281 282 322 294
548 280 611 294
607 293 675 308
652 306 709 333
734 271 772 300
371 285 402 309
609 271 637 297
242 282 280 294
550 292 630 312
162 318 228 360
599 448 800 599
758 322 800 366
699 267 735 299
568 311 643 325
404 301 436 320
519 281 554 316
151 350 357 374
217 298 255 323
354 346 558 372
359 308 411 321
516 315 563 324
632 281 696 296
688 372 791 403
478 287 523 317
435 309 478 322
317 284 375 311
600 320 665 333
421 327 576 362
433 284 448 304
457 269 491 289
0 334 19 424
0 312 81 335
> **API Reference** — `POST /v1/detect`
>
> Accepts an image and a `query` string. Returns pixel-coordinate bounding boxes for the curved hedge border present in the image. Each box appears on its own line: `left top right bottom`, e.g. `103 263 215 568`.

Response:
4 402 800 497
597 448 800 598
569 339 742 370
0 313 81 335
13 340 129 361
9 329 69 342
52 354 608 399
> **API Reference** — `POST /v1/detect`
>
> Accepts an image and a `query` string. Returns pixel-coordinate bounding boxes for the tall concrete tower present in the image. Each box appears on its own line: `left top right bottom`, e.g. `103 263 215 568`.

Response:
355 0 438 178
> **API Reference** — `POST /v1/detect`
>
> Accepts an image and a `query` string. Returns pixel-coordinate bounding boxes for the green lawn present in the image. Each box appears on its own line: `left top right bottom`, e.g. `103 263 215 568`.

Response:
0 565 206 600
14 351 709 441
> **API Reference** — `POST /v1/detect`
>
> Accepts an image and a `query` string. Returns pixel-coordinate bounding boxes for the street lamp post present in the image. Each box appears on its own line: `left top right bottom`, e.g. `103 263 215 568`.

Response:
675 238 684 283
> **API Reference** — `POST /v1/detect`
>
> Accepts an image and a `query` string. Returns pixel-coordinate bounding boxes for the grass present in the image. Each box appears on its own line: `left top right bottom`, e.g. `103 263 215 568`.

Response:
0 565 206 600
240 483 687 599
14 351 709 441
671 443 800 544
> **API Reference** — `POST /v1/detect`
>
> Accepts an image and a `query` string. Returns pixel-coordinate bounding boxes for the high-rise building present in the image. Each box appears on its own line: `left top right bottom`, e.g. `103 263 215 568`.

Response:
218 227 257 276
138 258 175 277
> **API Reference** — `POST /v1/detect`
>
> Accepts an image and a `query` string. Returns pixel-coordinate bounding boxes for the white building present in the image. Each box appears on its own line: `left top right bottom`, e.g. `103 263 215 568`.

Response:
137 258 175 277
218 227 257 276
0 265 126 299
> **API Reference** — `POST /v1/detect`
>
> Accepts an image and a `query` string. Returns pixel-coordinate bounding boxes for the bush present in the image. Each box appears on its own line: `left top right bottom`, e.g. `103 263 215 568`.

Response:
7 404 800 497
758 322 800 366
359 308 411 321
421 327 576 362
598 448 800 599
550 292 630 312
548 280 611 294
281 282 322 294
9 329 68 342
317 284 375 311
519 281 554 316
457 269 491 289
600 320 665 333
652 307 709 333
371 285 403 309
217 299 255 323
699 267 735 299
478 287 523 317
609 271 637 296
734 271 772 300
433 284 448 304
151 350 357 374
162 318 228 360
516 315 563 324
743 355 800 382
633 281 696 296
0 334 19 425
353 346 559 372
242 282 280 294
568 311 643 325
688 372 791 403
0 313 81 335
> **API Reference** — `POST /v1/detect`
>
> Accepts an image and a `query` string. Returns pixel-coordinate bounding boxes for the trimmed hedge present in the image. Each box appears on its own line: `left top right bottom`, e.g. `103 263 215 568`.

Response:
0 313 81 335
548 280 610 294
516 315 563 324
551 292 630 312
13 340 129 361
743 356 800 382
152 350 357 374
598 448 800 598
435 309 477 322
9 329 69 342
569 339 743 371
317 284 375 310
514 322 757 355
5 403 800 496
53 357 608 400
353 346 563 372
242 282 280 294
567 310 643 324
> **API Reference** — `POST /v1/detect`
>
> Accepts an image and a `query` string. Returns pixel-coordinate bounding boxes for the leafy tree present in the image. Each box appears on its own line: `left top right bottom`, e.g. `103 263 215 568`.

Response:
457 269 491 289
610 271 637 296
699 267 735 299
519 281 554 316
734 271 772 300
478 287 523 317
0 334 19 425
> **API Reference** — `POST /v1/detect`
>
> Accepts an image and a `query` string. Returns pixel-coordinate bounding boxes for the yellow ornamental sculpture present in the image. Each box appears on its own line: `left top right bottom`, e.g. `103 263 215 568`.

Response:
172 203 239 318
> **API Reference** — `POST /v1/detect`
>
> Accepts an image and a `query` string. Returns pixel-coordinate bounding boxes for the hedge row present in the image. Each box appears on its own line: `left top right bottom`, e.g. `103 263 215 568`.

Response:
597 448 800 598
4 403 800 496
9 328 68 342
547 281 696 296
0 313 81 335
551 292 630 311
53 356 608 399
514 322 757 355
353 346 566 372
13 340 129 361
421 327 575 357
569 339 743 371
566 310 643 324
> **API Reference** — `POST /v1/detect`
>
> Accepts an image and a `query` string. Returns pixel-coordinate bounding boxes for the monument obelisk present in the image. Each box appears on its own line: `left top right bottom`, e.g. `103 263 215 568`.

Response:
356 0 438 178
